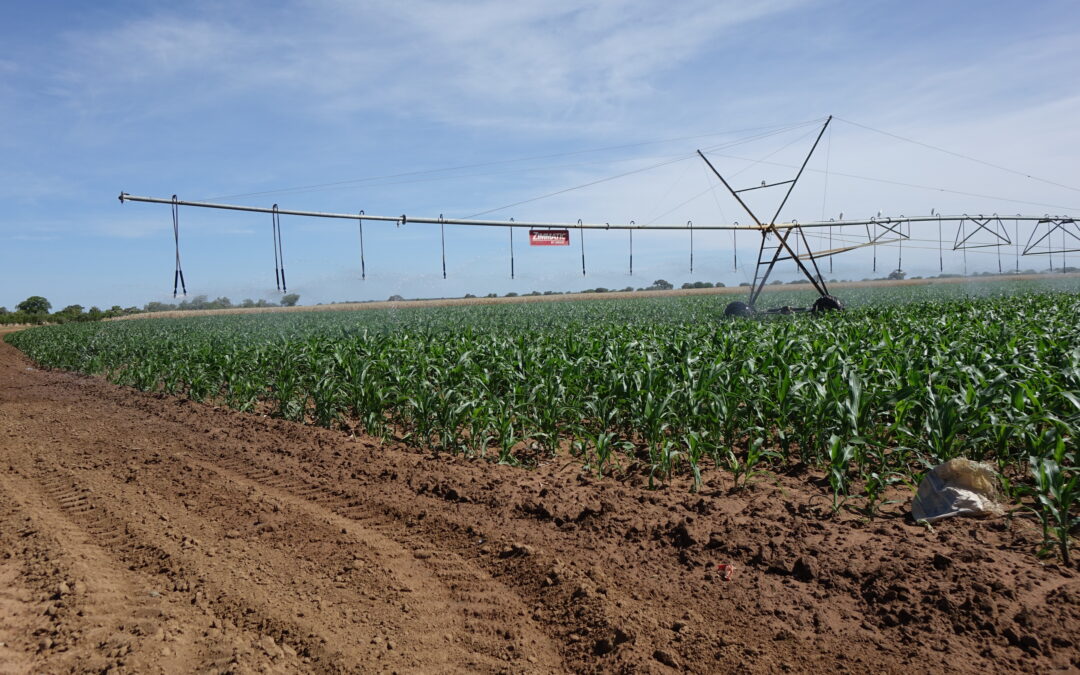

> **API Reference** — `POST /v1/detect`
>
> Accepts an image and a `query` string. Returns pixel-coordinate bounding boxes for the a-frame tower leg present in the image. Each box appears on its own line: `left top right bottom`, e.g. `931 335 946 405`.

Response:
698 116 839 315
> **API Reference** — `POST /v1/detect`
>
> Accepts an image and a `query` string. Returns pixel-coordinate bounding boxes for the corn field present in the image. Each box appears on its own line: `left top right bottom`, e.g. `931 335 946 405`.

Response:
7 281 1079 561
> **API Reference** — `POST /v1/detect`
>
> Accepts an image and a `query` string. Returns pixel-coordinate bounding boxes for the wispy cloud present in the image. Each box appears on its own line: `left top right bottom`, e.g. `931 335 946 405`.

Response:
52 0 812 133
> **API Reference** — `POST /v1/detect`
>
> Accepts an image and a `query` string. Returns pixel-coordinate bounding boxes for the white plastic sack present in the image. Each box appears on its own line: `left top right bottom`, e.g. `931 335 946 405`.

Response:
911 458 1005 523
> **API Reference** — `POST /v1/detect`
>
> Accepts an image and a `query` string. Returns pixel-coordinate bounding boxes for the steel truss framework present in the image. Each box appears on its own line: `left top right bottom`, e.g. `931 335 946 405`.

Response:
954 216 1011 250
1024 218 1080 256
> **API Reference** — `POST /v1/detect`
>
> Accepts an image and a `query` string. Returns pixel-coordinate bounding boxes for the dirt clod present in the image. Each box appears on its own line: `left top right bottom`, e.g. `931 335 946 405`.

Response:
791 556 817 581
653 648 680 668
932 553 954 570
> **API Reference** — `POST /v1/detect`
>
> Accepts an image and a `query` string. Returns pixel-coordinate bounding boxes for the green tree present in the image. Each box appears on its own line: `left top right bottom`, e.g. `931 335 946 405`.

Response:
58 304 85 316
17 296 51 314
280 293 300 307
177 294 207 310
649 279 673 290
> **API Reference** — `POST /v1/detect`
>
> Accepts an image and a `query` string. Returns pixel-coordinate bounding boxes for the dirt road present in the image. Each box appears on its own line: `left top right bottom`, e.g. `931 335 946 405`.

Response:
1 336 1077 673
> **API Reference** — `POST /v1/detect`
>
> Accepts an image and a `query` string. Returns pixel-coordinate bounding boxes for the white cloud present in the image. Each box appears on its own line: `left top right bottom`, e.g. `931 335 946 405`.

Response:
51 0 812 133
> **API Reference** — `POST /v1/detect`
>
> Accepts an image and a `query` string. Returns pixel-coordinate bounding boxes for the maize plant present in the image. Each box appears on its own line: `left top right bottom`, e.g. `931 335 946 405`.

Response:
1028 425 1078 564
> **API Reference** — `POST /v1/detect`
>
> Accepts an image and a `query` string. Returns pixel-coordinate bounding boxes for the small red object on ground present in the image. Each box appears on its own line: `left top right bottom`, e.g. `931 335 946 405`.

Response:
716 564 734 581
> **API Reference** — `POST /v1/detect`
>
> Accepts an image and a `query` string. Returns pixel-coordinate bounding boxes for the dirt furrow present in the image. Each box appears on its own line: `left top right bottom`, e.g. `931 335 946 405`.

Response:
1 390 565 673
0 470 238 673
0 496 43 675
9 449 505 672
184 453 565 672
197 447 632 672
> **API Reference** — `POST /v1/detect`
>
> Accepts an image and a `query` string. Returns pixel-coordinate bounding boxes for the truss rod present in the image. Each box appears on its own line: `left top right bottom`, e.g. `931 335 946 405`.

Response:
734 179 795 194
803 215 1070 228
121 193 752 231
119 193 1073 233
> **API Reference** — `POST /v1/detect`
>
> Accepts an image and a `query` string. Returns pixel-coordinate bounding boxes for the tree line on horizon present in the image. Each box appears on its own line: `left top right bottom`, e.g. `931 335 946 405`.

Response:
5 266 1074 325
0 293 301 325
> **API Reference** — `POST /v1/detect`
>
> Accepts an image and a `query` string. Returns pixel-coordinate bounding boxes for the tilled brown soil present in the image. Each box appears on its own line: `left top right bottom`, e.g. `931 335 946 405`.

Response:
0 336 1077 674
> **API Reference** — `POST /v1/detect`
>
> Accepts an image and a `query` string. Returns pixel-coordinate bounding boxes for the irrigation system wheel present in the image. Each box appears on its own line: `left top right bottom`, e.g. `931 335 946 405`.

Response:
811 295 844 313
724 301 755 317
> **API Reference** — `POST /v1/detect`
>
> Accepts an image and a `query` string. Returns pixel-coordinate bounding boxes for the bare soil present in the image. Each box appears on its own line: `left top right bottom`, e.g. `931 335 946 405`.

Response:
0 336 1077 673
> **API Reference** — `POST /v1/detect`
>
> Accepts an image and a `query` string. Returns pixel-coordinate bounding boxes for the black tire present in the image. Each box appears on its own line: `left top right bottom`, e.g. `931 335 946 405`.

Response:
724 301 754 317
811 295 844 313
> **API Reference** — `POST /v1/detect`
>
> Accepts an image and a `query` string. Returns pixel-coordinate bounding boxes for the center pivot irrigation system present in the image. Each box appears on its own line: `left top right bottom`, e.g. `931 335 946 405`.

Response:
120 116 1079 317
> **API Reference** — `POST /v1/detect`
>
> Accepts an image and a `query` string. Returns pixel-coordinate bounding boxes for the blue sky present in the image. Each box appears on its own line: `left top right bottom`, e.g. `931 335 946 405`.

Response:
2 0 1079 310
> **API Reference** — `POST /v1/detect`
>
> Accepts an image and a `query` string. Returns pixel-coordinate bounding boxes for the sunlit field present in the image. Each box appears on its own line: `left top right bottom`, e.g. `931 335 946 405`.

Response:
9 278 1079 561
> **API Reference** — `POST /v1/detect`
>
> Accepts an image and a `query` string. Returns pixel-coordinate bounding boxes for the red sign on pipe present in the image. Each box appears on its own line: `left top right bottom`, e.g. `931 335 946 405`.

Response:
529 229 571 246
